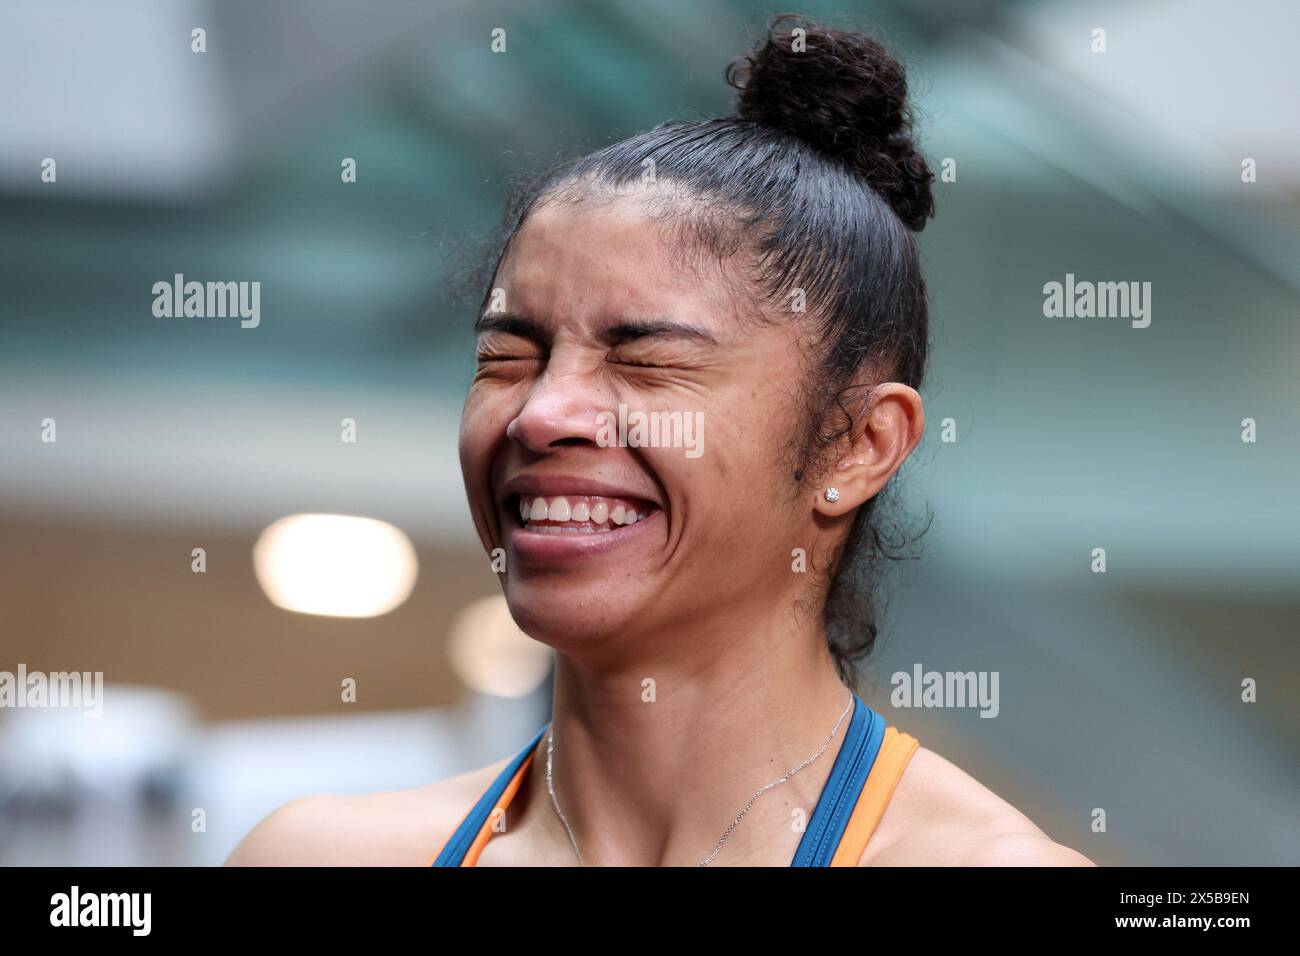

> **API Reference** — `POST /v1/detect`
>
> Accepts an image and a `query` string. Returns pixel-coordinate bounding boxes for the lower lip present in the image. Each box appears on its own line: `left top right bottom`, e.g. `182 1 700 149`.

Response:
507 509 663 563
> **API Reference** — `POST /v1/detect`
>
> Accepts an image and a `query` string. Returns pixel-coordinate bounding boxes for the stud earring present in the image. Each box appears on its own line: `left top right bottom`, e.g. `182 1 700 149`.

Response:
824 487 840 503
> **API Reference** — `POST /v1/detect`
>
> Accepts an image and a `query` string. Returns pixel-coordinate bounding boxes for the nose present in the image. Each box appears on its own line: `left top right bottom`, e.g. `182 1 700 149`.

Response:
505 361 607 452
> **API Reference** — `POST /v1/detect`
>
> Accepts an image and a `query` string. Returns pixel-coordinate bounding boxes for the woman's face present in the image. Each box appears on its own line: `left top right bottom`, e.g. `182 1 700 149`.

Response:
458 193 814 652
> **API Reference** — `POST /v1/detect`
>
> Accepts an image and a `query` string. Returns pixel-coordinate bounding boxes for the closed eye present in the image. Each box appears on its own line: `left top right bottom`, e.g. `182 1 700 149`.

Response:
476 344 544 363
475 325 545 365
608 356 666 369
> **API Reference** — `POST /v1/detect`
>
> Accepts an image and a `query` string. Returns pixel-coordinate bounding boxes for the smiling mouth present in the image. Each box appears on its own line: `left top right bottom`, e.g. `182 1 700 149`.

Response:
512 494 660 534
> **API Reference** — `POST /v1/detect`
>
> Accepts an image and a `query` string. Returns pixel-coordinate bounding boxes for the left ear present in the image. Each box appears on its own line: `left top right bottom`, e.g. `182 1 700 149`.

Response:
814 383 925 516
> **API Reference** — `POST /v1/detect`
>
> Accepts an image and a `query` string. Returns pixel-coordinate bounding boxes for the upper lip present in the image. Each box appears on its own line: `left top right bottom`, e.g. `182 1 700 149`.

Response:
500 473 662 509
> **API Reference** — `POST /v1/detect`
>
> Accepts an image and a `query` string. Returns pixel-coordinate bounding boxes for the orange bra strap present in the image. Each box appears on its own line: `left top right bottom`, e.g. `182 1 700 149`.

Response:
459 751 536 867
829 727 919 866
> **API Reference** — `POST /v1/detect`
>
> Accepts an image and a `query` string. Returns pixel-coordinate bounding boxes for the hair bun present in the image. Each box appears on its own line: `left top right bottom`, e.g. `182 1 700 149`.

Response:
726 15 935 231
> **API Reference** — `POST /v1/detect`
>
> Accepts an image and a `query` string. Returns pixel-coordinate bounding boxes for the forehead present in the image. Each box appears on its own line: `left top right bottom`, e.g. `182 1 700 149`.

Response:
492 194 738 327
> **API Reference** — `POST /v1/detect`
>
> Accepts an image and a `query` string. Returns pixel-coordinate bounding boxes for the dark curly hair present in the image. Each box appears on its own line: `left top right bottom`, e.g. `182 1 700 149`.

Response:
474 14 934 682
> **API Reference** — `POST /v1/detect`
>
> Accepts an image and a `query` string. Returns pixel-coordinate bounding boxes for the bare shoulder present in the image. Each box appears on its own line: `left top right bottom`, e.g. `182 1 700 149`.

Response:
224 757 509 866
860 745 1096 866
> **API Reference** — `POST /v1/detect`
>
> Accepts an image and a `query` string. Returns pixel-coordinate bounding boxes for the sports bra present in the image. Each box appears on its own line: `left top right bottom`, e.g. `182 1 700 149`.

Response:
430 693 918 867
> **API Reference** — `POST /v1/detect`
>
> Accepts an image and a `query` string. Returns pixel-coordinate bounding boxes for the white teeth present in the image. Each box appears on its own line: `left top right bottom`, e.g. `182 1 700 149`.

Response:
522 522 610 535
516 494 654 532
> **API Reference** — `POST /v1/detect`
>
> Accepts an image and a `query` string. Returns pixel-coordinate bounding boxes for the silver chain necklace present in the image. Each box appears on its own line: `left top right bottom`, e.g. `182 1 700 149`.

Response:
545 691 854 867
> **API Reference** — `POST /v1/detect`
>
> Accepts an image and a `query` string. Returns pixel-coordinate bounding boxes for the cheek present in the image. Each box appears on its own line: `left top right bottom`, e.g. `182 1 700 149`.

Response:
711 389 796 487
456 421 478 478
458 387 506 476
664 409 788 532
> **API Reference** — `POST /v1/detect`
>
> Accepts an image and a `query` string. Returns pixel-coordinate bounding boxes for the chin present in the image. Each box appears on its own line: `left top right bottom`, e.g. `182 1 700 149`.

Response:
502 586 637 650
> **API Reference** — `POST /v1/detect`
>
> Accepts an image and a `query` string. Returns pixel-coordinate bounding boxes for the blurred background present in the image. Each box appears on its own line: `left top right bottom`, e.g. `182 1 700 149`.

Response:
1 0 1296 866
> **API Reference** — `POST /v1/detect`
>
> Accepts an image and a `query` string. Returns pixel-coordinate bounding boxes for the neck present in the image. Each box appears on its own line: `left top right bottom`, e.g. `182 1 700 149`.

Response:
528 607 853 866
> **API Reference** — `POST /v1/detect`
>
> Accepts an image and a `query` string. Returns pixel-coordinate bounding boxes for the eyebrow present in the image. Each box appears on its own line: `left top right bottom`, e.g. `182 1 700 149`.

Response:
473 312 543 338
474 313 718 346
602 318 718 346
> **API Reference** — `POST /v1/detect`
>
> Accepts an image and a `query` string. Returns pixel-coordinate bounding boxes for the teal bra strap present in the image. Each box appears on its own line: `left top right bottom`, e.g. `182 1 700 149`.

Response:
431 725 547 867
789 694 887 866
